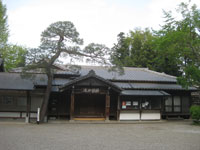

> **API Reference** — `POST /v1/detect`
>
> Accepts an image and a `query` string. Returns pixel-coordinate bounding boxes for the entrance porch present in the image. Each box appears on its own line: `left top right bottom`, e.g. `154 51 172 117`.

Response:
74 94 105 118
55 70 121 121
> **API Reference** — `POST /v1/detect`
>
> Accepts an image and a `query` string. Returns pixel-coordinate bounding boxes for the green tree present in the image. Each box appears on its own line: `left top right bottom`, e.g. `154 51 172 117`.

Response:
25 21 111 122
2 45 27 71
110 28 156 69
0 1 27 71
154 2 200 87
110 32 130 67
0 0 8 56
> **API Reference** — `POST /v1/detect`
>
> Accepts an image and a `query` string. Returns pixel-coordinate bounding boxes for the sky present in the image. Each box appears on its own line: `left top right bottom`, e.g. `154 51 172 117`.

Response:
3 0 200 49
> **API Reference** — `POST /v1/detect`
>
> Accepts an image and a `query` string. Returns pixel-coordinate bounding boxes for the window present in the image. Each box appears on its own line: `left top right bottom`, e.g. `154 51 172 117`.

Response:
165 96 181 113
173 96 181 112
165 97 172 105
0 96 14 105
165 97 172 112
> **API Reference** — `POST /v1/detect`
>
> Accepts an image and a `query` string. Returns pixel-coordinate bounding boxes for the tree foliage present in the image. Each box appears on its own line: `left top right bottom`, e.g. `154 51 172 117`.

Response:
25 21 111 122
154 2 200 87
110 1 200 88
0 0 8 47
0 0 8 56
190 105 200 122
0 0 27 71
110 28 156 69
2 45 27 71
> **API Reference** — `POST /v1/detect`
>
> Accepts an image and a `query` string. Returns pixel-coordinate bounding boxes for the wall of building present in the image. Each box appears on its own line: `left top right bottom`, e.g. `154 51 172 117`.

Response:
119 96 162 120
0 89 44 118
162 91 191 118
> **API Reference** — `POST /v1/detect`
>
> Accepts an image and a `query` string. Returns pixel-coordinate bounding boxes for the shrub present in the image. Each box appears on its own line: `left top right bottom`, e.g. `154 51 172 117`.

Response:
190 105 200 122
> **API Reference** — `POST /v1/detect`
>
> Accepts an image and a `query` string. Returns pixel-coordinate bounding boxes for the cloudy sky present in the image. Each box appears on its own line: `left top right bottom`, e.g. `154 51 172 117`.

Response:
3 0 200 48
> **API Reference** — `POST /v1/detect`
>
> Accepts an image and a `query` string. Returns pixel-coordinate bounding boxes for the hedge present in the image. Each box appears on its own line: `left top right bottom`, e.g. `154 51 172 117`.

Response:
190 105 200 123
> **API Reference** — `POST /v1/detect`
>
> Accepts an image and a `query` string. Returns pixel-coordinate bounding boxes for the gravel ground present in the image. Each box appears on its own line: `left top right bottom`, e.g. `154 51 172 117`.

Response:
0 120 200 150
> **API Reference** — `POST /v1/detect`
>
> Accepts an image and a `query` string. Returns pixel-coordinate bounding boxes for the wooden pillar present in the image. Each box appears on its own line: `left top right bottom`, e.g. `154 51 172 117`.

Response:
139 98 142 120
70 88 75 120
117 95 120 121
26 91 31 123
105 90 110 121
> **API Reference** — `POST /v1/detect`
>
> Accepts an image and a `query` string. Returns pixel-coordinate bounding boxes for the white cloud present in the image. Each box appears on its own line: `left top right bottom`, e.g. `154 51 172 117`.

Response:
6 0 200 49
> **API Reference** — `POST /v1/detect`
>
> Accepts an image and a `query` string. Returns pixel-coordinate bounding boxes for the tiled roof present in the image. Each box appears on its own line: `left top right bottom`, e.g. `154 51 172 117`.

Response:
121 90 170 96
112 82 196 91
1 65 197 91
0 71 196 91
78 66 177 83
0 73 34 90
9 65 177 82
0 73 71 90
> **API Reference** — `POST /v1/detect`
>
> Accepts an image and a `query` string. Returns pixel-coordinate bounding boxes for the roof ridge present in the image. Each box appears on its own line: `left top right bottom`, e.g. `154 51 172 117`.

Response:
144 68 177 79
123 67 147 70
58 64 147 70
0 72 47 75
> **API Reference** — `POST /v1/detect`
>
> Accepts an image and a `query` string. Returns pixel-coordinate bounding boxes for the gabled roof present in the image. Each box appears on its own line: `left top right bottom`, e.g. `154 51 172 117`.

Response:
59 70 122 92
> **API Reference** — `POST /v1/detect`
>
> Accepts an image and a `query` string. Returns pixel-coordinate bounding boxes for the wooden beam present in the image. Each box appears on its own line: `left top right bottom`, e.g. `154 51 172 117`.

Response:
70 89 75 120
117 95 120 121
26 91 31 123
105 91 110 121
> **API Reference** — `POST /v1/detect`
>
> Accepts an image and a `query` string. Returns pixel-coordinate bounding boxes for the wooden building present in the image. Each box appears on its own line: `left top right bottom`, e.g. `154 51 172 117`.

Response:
0 65 197 122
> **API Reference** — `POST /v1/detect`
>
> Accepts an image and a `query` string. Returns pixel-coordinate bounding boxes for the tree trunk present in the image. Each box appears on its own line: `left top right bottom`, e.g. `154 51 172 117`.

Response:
39 73 53 122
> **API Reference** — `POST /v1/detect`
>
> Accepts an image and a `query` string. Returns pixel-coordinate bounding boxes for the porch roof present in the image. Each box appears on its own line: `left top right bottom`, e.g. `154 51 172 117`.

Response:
121 90 170 96
113 82 197 91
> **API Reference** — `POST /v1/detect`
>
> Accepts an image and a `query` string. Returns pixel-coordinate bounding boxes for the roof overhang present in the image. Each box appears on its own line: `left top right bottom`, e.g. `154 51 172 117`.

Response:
120 90 170 96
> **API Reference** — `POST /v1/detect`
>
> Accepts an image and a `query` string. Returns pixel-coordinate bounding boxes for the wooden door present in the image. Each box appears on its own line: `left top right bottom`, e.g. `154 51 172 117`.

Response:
74 94 105 117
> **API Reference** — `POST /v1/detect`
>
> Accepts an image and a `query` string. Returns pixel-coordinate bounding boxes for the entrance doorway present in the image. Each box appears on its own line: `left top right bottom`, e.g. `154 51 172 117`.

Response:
74 94 105 118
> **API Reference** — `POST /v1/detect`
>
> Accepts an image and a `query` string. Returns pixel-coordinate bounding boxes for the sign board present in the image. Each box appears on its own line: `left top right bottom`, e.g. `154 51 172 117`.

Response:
122 101 126 109
133 101 138 106
82 88 100 93
126 101 131 106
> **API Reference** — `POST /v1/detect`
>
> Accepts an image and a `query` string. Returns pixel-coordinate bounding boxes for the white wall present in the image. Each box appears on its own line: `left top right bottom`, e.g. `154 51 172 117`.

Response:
141 112 160 120
120 111 140 120
0 112 20 117
119 110 161 121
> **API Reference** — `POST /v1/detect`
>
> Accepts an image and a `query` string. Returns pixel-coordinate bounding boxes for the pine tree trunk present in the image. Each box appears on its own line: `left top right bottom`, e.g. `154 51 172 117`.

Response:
39 73 53 122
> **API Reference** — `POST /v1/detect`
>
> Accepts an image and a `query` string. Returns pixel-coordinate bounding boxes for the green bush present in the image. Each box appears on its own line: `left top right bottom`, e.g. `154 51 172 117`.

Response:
190 105 200 122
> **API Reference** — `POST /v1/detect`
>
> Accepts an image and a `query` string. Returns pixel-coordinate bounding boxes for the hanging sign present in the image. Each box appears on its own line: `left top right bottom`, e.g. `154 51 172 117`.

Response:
82 88 100 93
133 101 138 106
126 101 131 106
